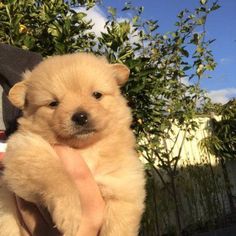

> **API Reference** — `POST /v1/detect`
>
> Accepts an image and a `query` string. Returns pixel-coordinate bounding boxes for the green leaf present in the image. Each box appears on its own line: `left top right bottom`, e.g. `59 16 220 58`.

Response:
211 3 221 11
5 0 17 4
197 16 206 25
191 33 199 45
108 6 116 17
183 66 192 71
200 0 208 5
76 12 87 20
55 41 65 53
132 15 139 24
180 48 189 57
122 5 131 11
23 35 35 49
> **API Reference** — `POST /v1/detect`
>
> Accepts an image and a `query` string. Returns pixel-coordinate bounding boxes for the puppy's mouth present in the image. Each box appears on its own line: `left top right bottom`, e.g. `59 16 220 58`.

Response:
74 128 97 138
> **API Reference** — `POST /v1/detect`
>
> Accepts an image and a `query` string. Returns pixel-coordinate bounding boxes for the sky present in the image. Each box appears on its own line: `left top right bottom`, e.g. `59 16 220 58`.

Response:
82 0 236 104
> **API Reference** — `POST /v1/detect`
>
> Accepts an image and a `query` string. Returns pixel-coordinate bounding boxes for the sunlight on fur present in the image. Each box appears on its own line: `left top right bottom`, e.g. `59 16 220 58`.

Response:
0 53 146 236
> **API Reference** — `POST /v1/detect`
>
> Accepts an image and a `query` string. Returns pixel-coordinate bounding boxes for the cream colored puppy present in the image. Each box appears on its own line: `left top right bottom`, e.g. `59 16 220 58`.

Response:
0 53 146 236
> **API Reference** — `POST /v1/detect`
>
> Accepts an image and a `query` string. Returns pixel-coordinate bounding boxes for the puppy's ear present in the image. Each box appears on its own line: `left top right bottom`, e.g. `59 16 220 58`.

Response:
8 71 31 109
110 64 130 86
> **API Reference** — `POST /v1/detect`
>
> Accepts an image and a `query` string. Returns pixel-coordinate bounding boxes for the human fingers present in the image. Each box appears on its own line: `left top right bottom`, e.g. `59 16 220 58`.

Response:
53 145 86 179
53 145 105 227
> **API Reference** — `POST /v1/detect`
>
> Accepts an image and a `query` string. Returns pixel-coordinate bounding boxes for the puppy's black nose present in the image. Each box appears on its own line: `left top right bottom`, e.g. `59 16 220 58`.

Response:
72 112 89 126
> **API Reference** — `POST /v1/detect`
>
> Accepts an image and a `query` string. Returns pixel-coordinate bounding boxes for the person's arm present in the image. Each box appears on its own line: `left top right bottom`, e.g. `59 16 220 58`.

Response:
54 145 105 236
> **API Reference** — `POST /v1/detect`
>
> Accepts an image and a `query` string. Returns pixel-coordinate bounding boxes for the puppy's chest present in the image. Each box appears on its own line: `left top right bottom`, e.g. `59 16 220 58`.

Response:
79 148 99 174
79 146 126 201
79 146 121 177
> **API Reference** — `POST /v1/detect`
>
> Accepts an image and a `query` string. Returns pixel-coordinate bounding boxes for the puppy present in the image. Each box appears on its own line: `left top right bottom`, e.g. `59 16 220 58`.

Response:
0 53 146 236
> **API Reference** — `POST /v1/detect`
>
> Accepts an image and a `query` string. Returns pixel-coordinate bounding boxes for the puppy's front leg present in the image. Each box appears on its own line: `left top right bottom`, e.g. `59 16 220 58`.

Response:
97 175 145 236
3 132 81 236
100 200 144 236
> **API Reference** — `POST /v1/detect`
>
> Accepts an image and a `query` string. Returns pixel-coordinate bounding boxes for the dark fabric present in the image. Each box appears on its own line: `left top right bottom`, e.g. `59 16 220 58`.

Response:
0 44 43 136
15 196 61 236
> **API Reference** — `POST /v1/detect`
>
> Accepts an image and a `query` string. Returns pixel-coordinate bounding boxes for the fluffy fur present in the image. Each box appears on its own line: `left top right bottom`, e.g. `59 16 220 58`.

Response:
0 53 146 236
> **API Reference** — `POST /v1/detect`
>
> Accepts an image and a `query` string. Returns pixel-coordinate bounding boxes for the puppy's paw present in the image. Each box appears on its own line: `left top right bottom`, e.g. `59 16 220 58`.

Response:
97 183 114 201
95 176 117 201
54 209 80 236
50 195 81 236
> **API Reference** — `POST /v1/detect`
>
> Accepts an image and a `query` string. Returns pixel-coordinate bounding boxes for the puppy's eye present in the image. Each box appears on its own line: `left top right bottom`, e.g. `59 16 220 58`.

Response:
92 92 103 100
49 101 59 108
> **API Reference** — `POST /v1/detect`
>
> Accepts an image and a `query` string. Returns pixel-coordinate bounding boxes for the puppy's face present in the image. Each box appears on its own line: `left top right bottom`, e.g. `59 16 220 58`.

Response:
9 53 132 147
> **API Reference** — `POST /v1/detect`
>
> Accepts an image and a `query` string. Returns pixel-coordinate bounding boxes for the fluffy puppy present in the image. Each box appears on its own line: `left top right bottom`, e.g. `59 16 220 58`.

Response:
0 53 146 236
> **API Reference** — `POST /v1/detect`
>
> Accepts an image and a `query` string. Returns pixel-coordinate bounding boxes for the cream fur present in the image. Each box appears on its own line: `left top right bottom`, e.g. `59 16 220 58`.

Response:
0 53 146 236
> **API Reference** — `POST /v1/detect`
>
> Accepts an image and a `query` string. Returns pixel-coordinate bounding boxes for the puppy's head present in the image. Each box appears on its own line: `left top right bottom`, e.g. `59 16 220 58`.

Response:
9 53 131 147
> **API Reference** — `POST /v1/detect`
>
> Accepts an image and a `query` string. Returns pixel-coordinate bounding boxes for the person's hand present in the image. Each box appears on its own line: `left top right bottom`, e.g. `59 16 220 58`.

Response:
53 145 105 235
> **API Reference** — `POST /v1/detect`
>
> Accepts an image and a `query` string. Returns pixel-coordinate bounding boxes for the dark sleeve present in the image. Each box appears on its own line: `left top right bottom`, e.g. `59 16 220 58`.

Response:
0 44 43 136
